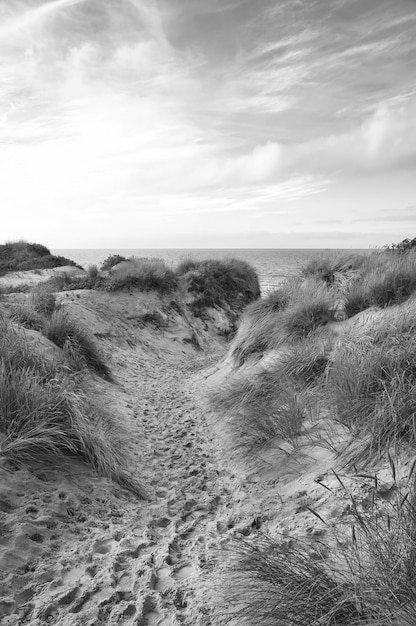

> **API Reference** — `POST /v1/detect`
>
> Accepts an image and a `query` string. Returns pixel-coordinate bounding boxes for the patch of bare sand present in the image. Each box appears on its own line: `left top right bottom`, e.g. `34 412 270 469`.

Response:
0 290 244 625
0 267 85 291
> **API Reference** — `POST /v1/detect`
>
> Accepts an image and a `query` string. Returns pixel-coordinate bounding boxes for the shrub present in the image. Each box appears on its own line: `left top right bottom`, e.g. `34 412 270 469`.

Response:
184 258 260 311
385 236 416 252
107 258 177 294
101 254 127 271
87 264 99 279
43 310 111 380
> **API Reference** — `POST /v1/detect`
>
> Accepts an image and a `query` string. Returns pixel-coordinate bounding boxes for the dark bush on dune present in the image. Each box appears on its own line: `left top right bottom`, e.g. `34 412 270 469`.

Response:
0 240 78 276
100 254 128 271
107 258 178 293
183 258 261 312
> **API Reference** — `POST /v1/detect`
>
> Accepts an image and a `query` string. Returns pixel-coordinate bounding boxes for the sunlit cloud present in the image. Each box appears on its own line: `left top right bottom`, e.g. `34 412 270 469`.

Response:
1 0 416 247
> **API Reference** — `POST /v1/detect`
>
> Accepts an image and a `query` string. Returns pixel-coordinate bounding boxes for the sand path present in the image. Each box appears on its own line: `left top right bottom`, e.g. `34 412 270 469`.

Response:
1 330 252 626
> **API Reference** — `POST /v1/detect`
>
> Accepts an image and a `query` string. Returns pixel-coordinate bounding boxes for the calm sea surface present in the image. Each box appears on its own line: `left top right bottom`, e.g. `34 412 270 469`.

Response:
53 248 369 293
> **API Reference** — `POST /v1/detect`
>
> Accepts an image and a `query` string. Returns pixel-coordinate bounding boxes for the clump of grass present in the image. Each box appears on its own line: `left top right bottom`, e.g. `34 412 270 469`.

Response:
300 251 367 287
325 307 416 464
9 305 46 332
30 283 57 316
183 258 260 312
0 318 146 497
342 249 416 317
0 240 78 276
214 535 362 626
209 366 312 454
107 258 178 293
87 264 99 279
230 279 334 365
214 467 416 626
176 258 200 275
139 310 168 329
101 254 127 271
279 333 333 386
43 310 111 380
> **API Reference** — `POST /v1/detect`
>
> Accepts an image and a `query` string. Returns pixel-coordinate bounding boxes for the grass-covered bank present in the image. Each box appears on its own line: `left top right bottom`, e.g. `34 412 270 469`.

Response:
208 242 416 625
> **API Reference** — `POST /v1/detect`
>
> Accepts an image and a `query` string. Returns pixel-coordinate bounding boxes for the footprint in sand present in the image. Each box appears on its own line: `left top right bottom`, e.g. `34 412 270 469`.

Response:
92 538 115 555
173 563 195 581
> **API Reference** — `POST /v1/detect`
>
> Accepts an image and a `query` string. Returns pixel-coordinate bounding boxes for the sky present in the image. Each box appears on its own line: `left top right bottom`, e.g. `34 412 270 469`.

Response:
1 0 416 248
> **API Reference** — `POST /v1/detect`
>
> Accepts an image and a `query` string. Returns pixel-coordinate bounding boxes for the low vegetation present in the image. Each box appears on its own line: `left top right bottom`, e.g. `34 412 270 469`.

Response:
209 241 416 625
0 240 78 276
215 475 416 625
182 258 260 313
43 310 112 380
0 317 146 497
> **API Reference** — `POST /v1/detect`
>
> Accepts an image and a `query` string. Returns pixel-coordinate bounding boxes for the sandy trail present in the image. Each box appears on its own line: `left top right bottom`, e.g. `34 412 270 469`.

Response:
1 290 361 626
1 319 248 626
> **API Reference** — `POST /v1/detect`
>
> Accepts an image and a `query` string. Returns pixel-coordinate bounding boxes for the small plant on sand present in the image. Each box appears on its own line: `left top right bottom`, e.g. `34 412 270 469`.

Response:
43 310 111 380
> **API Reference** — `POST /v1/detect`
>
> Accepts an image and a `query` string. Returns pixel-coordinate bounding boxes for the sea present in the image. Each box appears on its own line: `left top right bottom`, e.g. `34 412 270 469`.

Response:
53 248 369 293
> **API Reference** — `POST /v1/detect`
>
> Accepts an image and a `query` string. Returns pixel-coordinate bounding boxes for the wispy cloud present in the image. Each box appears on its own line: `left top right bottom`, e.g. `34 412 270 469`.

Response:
1 0 416 247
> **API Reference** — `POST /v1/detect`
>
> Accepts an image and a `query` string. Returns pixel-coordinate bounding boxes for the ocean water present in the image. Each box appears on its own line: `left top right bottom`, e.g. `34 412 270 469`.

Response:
53 248 369 293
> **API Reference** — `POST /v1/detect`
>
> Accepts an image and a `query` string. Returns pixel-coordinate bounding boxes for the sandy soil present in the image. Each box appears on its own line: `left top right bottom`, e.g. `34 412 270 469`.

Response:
0 287 407 626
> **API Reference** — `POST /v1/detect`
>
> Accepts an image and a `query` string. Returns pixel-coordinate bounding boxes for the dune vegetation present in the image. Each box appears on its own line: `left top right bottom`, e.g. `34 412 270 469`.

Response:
0 317 146 497
208 243 416 625
0 240 78 276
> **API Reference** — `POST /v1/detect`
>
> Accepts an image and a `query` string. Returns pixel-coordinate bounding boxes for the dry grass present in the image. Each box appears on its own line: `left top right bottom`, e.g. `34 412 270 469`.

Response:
0 317 147 498
209 362 316 454
183 258 261 313
230 279 334 366
214 465 416 626
108 257 177 293
326 309 416 465
30 283 57 316
43 310 112 380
